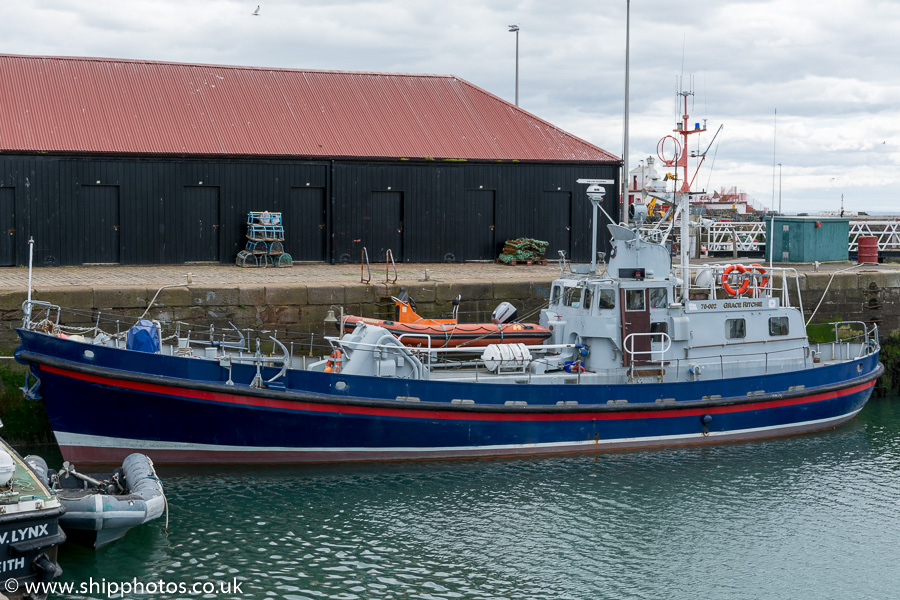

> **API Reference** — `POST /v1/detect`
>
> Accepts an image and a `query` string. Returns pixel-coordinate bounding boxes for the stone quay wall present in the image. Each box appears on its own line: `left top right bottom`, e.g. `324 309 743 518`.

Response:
0 279 557 353
0 267 898 354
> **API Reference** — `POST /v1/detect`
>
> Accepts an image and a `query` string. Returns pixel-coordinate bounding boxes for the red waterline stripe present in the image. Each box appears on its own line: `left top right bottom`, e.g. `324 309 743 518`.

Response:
42 364 873 423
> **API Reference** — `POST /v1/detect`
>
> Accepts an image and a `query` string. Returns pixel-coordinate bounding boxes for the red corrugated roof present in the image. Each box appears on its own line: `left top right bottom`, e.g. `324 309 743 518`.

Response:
0 54 618 163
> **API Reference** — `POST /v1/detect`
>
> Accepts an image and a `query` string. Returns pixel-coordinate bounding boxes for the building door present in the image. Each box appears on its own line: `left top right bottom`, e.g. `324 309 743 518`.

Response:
463 190 496 260
620 288 650 367
287 187 327 261
536 191 572 259
80 185 120 264
183 186 220 262
0 188 14 266
365 191 403 262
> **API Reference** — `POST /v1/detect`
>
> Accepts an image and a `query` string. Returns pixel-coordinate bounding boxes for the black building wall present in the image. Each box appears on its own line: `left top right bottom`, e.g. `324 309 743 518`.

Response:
0 155 619 267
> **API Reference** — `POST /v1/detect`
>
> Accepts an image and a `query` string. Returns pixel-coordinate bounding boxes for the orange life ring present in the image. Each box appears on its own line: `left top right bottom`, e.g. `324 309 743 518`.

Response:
749 263 769 287
722 264 750 296
324 349 342 373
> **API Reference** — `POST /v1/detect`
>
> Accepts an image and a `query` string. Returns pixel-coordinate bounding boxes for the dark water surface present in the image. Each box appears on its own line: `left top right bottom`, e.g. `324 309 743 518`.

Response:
51 397 900 600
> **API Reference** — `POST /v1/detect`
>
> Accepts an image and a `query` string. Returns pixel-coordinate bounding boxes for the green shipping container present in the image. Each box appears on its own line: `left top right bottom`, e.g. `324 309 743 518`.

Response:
765 216 849 262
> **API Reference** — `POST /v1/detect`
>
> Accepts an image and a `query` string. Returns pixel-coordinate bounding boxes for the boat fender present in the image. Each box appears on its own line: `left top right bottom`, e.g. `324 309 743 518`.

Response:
324 350 342 373
701 414 712 426
722 264 750 296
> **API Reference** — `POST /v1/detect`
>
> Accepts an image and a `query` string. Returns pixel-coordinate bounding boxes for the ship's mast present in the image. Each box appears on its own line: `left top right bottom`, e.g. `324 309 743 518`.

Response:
662 87 707 301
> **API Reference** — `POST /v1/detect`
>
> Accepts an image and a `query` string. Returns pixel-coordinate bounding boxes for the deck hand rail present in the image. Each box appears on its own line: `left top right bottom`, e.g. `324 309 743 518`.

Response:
826 321 880 358
21 300 61 330
624 332 672 381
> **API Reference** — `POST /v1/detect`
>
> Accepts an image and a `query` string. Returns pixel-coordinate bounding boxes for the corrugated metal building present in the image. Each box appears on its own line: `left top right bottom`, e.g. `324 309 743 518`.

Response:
0 54 620 266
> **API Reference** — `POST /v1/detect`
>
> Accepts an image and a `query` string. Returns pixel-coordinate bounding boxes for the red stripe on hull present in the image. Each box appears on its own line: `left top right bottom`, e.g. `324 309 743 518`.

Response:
41 364 875 422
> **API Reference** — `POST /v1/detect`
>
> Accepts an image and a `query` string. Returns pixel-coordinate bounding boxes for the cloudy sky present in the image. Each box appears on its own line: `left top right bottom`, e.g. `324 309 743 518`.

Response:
4 0 899 213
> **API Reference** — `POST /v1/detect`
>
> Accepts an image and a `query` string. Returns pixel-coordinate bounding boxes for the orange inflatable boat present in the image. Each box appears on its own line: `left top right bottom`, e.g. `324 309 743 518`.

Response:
341 295 551 349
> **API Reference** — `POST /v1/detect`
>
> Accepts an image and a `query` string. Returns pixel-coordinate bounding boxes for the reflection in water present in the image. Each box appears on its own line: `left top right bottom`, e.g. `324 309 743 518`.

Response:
54 398 900 600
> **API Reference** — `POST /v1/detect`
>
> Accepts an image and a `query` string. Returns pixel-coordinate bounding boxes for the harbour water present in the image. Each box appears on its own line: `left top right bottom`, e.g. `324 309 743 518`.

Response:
47 395 900 600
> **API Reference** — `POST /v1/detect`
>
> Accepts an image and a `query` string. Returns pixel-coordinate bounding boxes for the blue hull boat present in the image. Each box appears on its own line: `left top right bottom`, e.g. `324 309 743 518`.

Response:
12 151 883 464
14 307 881 464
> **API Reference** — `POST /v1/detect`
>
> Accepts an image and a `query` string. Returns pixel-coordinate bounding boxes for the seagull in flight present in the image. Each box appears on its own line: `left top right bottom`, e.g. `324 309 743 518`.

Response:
252 5 260 16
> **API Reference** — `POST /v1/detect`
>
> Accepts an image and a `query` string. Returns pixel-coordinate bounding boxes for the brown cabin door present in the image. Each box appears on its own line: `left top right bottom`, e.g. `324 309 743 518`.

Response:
621 288 651 367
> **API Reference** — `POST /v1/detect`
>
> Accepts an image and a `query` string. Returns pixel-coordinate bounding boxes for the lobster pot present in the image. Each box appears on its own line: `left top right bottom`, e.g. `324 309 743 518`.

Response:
235 250 259 268
246 239 269 254
237 210 289 268
858 236 878 264
276 253 293 268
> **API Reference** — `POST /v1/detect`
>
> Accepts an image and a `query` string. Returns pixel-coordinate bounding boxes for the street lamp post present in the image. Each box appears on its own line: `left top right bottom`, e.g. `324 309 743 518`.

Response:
508 24 519 106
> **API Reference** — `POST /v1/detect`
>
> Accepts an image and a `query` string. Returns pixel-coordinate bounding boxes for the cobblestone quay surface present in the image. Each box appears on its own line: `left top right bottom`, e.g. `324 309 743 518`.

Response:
1 260 899 351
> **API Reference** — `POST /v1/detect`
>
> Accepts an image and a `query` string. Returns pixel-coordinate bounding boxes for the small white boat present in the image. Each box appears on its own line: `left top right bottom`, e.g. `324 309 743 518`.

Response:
0 438 65 597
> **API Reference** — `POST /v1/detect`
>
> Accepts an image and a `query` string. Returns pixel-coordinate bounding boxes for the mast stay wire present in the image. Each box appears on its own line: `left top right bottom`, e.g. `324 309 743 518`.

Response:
705 140 721 194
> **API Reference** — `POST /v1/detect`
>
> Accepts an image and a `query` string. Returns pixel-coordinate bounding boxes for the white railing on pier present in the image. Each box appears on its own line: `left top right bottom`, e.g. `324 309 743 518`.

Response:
703 221 767 253
640 219 900 255
848 221 900 251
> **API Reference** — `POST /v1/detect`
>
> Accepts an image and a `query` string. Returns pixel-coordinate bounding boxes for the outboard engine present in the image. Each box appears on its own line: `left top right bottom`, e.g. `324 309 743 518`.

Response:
394 289 417 320
491 302 518 324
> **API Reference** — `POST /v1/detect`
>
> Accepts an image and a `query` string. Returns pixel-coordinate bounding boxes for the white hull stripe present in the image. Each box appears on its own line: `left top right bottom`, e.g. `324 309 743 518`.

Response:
54 409 862 454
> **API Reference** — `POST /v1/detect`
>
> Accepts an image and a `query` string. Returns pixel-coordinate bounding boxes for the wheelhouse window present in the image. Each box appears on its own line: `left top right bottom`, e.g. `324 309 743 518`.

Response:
582 288 593 312
597 289 615 310
725 318 746 340
769 316 789 336
649 288 667 309
625 289 645 311
550 285 562 306
564 286 583 307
